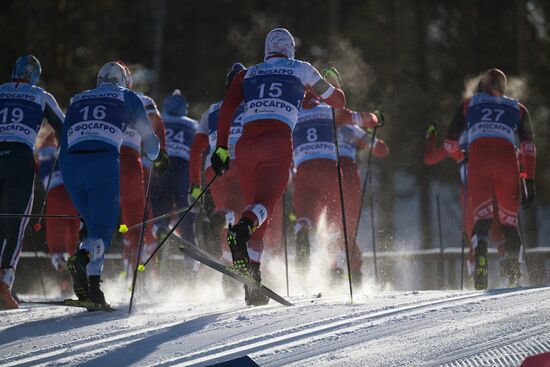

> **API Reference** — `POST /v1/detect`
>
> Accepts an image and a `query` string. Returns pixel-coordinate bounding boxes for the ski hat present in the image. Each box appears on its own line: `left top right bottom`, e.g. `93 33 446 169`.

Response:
225 62 246 89
116 60 134 89
97 61 131 88
478 68 507 95
12 55 41 85
264 28 295 60
163 89 188 116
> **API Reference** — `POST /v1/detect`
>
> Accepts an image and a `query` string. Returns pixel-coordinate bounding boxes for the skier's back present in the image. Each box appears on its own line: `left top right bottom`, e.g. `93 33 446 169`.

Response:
211 28 346 305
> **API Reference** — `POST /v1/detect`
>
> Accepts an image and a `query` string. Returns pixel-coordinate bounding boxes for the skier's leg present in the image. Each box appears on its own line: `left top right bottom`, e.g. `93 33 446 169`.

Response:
494 157 522 287
119 151 146 276
468 157 494 290
82 153 120 304
0 147 34 309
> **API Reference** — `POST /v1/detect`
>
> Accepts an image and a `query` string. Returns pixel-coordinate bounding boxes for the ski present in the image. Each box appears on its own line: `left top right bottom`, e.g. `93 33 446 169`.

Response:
176 239 293 307
22 299 116 312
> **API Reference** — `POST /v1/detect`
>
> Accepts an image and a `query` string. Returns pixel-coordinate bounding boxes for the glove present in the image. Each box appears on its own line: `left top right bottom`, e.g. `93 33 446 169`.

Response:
153 149 170 174
323 66 341 88
373 110 384 127
426 123 438 138
210 146 230 175
188 185 202 207
521 178 536 209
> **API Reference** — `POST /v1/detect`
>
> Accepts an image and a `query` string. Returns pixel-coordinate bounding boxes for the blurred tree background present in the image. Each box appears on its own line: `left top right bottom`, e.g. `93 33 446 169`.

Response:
2 0 549 265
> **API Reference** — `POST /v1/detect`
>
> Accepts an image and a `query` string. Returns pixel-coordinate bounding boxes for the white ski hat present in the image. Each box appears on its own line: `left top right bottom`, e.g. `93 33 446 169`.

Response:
97 61 131 88
264 28 295 61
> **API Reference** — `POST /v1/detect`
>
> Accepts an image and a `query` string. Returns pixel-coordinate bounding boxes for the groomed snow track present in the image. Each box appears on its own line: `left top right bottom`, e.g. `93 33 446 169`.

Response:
1 287 549 366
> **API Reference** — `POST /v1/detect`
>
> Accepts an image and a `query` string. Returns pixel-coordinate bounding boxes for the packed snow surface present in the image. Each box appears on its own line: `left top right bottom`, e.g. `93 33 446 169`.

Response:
2 283 550 366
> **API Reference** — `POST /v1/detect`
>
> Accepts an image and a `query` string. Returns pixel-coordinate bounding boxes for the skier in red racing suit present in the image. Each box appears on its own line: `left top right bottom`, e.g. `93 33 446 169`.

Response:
444 68 536 289
211 28 346 306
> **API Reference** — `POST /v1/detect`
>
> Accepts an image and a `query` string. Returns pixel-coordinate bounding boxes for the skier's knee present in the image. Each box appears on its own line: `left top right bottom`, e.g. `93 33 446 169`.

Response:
472 219 492 238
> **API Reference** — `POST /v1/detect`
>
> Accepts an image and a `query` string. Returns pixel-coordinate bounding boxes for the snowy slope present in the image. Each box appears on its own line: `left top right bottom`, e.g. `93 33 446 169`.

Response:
2 285 550 367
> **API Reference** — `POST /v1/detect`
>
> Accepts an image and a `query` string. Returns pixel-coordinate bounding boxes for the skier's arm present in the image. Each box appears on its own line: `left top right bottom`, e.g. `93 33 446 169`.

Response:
335 108 379 128
444 102 468 162
126 91 160 161
357 135 390 157
518 103 536 179
424 134 448 165
217 71 245 148
310 80 345 109
302 63 345 109
43 92 65 137
148 112 166 151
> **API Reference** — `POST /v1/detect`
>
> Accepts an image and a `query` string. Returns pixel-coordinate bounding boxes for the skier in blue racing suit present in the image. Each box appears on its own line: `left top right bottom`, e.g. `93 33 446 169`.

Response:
61 61 159 306
0 55 65 310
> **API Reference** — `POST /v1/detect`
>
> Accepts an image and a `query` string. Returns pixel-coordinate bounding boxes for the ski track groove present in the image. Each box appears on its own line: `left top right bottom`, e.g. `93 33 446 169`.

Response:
0 301 244 367
147 289 536 367
0 295 316 367
2 287 548 366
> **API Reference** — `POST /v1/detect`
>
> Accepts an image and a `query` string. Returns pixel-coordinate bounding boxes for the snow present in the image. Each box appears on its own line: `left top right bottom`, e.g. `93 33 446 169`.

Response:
2 283 550 366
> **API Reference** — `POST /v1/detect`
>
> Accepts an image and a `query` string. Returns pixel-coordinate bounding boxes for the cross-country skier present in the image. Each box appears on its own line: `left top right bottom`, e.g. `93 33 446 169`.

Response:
189 63 246 265
0 55 65 309
211 28 346 305
444 68 536 289
36 128 80 295
293 68 384 286
424 122 506 279
153 89 197 248
117 62 167 280
61 61 159 307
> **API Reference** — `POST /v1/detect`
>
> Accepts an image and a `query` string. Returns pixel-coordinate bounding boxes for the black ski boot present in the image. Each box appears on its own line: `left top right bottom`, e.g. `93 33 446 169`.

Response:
227 218 254 275
88 276 106 306
295 228 310 274
245 262 269 306
474 239 488 290
502 254 521 288
67 249 90 301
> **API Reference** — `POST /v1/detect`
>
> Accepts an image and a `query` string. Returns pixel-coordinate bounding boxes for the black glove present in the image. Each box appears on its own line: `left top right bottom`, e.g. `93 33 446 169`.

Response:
153 149 170 174
521 178 536 209
210 146 230 175
373 110 384 127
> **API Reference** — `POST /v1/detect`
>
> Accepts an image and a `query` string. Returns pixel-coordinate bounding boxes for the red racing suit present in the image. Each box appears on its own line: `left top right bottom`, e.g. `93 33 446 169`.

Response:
444 93 535 253
119 94 166 269
216 57 346 264
36 138 80 256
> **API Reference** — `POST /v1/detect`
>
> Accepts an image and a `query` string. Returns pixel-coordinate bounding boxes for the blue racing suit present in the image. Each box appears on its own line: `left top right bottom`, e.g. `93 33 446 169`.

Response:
60 84 159 276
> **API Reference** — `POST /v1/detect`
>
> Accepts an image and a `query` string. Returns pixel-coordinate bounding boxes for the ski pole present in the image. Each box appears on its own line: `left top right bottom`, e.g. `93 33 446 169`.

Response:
331 107 354 303
33 146 61 232
460 173 468 290
282 189 290 297
351 124 379 259
369 174 378 284
460 232 465 290
128 165 155 315
119 204 191 233
140 172 220 268
435 174 445 288
0 213 81 219
33 144 61 298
